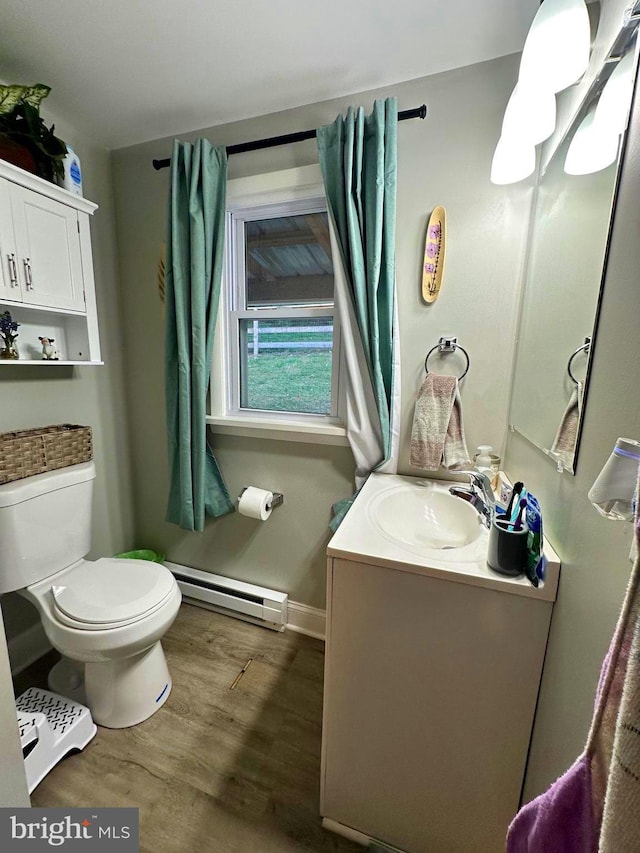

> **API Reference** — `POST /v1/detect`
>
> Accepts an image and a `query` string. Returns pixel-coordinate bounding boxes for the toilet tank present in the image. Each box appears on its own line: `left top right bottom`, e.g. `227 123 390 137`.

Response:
0 461 95 593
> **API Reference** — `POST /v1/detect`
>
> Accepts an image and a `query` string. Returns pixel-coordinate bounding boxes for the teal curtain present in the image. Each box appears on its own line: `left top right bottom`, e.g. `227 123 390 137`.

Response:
165 138 235 531
317 98 398 526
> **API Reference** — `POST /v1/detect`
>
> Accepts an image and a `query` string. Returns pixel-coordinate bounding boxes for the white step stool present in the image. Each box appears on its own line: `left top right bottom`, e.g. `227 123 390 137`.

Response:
16 687 97 793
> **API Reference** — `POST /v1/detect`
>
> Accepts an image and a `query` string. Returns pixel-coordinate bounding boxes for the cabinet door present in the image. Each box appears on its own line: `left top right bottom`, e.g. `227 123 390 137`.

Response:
10 184 85 312
0 180 22 303
322 558 552 853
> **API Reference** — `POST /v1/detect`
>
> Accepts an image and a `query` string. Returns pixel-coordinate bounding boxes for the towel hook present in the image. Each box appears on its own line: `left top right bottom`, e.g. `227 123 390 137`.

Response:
424 336 470 380
567 336 591 385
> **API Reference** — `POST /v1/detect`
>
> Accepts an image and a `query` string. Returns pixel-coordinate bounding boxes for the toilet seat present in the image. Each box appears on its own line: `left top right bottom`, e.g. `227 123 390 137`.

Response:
50 558 176 631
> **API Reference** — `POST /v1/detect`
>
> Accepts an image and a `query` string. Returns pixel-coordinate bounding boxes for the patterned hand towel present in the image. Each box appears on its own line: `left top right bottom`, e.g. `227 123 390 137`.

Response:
550 381 584 470
410 373 471 470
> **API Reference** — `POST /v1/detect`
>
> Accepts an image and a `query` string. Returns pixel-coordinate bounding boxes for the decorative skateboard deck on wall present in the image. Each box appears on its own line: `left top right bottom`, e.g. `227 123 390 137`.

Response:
422 205 446 303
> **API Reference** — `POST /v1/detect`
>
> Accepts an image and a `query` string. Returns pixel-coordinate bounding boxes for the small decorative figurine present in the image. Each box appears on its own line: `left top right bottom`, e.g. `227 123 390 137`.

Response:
38 336 59 360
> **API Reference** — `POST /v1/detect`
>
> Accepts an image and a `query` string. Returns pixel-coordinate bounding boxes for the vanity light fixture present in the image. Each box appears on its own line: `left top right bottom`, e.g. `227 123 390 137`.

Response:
564 108 620 175
519 0 591 94
490 135 536 185
595 50 636 135
491 0 591 185
502 84 557 146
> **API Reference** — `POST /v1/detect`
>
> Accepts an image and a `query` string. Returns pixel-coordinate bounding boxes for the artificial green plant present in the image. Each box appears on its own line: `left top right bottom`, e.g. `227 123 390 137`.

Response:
0 84 67 182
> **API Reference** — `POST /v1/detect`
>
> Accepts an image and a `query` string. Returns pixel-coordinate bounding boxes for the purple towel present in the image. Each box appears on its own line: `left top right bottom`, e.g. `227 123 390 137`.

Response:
507 488 640 853
506 755 596 853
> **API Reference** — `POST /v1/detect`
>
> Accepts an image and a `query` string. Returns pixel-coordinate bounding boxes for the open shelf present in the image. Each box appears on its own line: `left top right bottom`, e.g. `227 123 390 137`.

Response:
0 299 86 317
0 303 100 364
0 360 103 366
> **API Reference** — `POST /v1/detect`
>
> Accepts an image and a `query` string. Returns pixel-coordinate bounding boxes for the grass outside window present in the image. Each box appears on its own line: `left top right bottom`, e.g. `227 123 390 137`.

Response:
241 318 333 414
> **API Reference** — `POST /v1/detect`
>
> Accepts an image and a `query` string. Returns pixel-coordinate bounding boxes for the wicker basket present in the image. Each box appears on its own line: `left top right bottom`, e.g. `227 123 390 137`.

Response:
0 424 93 485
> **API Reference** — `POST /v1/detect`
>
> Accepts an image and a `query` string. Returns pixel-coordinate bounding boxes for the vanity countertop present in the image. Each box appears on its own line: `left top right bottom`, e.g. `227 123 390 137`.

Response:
327 473 560 602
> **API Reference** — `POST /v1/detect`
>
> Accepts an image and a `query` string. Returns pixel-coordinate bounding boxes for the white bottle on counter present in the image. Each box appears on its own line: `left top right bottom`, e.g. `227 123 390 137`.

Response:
60 145 83 196
475 445 493 473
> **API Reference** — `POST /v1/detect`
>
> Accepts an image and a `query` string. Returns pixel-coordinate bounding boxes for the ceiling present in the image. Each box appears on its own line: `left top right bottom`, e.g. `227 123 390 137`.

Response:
0 0 538 150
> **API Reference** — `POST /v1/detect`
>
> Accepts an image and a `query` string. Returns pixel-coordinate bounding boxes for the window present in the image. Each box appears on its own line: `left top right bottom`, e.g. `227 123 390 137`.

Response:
224 197 341 424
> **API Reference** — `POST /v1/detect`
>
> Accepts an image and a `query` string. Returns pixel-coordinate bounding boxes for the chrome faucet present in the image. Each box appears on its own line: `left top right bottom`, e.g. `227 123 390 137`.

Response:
449 471 496 527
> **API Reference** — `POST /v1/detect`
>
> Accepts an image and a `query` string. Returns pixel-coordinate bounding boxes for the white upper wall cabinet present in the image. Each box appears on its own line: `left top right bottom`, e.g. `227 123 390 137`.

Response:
0 180 17 303
0 160 102 365
9 185 85 312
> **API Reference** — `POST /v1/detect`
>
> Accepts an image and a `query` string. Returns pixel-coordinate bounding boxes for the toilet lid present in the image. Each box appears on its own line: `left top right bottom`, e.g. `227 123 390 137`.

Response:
51 558 176 625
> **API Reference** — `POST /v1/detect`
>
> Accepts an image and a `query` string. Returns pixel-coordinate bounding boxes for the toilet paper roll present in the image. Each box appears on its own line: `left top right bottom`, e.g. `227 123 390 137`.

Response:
238 487 273 521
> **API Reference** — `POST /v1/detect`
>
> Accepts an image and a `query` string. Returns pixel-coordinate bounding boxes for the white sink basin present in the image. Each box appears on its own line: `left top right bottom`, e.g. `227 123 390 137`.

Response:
367 480 485 555
328 473 560 600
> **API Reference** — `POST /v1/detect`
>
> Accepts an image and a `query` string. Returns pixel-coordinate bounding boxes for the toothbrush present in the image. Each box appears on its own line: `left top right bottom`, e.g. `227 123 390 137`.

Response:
510 488 527 525
504 481 523 519
512 499 527 531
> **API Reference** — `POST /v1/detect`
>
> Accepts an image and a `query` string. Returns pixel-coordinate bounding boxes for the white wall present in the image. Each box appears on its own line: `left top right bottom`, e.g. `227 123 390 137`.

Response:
393 58 532 472
110 53 529 610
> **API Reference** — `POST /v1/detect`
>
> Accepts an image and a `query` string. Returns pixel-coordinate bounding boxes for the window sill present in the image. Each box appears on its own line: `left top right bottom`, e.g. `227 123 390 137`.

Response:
206 414 349 446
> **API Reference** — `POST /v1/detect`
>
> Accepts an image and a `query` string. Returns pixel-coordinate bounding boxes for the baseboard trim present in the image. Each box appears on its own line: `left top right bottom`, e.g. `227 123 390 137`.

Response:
8 622 52 676
286 601 326 641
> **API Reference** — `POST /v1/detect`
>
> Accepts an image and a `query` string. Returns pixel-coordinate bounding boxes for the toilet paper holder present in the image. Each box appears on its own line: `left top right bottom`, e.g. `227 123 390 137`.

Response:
239 487 284 510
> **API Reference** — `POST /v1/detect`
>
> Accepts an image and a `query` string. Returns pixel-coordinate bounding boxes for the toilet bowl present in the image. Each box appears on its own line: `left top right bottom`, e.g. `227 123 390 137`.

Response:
0 461 182 728
24 557 182 728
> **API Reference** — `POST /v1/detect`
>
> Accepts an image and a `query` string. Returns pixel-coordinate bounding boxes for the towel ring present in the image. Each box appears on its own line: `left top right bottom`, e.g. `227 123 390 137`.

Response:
424 336 470 381
567 337 591 385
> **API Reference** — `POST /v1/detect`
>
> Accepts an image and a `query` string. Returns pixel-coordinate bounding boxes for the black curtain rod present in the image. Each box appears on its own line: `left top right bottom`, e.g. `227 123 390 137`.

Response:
151 104 427 170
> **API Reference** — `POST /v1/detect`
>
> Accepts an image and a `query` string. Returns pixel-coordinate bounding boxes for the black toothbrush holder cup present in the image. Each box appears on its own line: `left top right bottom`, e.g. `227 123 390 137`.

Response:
487 517 528 577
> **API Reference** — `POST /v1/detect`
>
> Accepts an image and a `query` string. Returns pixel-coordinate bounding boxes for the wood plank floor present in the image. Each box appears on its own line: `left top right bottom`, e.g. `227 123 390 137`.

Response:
18 604 362 853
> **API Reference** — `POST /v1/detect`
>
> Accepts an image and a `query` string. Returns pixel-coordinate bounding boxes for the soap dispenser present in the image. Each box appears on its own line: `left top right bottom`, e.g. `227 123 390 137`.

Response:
475 445 493 473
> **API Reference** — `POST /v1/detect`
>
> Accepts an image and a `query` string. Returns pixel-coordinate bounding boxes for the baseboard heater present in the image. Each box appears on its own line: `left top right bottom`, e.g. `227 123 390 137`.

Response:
165 561 288 631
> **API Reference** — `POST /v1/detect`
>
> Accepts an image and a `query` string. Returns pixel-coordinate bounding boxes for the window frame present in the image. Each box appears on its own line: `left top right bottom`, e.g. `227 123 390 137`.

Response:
207 166 347 445
226 197 341 421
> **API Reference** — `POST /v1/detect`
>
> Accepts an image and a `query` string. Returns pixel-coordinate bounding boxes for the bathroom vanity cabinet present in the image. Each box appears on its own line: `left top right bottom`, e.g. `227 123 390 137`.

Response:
321 473 560 853
0 160 101 364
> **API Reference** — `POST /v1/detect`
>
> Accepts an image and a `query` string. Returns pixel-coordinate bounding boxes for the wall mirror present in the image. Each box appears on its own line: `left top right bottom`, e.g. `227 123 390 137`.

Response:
509 15 639 474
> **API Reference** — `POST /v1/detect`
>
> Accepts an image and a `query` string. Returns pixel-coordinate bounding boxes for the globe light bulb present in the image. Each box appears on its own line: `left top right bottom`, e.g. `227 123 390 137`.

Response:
595 51 635 136
564 109 619 175
519 0 591 94
502 84 557 146
491 135 536 185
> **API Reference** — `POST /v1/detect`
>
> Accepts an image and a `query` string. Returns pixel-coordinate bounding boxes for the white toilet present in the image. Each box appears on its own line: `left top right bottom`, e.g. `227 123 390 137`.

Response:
0 461 182 728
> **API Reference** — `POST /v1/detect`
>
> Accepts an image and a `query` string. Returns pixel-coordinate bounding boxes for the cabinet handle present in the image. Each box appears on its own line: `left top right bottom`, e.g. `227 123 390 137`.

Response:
7 253 18 287
23 258 33 290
